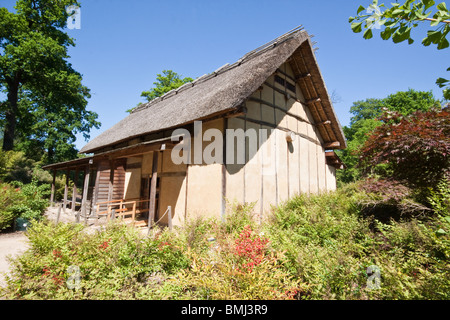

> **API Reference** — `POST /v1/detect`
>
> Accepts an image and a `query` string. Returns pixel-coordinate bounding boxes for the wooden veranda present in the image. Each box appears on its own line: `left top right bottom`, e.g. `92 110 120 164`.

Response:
42 136 179 229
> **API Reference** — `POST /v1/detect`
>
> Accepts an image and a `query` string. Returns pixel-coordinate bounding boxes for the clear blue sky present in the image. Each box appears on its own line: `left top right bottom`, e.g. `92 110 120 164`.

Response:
2 0 449 151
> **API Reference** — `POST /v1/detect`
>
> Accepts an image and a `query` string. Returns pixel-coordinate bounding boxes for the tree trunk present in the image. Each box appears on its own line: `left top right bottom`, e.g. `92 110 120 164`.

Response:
2 76 21 151
47 145 55 164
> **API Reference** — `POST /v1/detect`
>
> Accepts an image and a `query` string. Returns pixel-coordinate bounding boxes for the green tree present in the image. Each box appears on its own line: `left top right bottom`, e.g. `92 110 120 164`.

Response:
15 81 100 163
0 0 100 162
128 70 193 113
346 98 384 125
337 89 440 184
349 0 450 100
339 118 382 183
141 70 193 102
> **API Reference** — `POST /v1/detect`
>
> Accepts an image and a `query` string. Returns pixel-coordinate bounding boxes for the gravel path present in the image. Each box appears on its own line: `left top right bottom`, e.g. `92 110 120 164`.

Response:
0 231 29 288
0 206 65 289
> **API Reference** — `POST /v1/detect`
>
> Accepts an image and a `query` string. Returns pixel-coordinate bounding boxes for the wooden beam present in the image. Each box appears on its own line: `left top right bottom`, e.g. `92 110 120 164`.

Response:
263 81 295 99
158 171 186 178
237 116 321 146
56 203 62 224
115 142 177 158
225 105 247 119
324 141 341 149
42 156 94 171
296 73 311 81
305 98 321 105
63 170 69 214
50 170 56 205
247 96 311 124
81 166 90 225
325 150 346 169
167 206 172 230
92 168 101 217
276 68 296 83
94 136 182 160
316 120 331 126
148 151 159 229
108 159 115 202
72 168 79 214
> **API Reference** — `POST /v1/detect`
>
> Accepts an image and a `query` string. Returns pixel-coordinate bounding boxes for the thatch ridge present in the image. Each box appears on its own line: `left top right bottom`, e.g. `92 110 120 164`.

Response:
131 26 305 115
80 27 346 154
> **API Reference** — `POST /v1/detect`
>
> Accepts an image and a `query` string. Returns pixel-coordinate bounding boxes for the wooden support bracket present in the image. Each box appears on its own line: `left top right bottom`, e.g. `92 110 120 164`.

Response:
317 120 331 126
225 105 247 119
296 73 311 80
305 98 321 105
324 141 341 149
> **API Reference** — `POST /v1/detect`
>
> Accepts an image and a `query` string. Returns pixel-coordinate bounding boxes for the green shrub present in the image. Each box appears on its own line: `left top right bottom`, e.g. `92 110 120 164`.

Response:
173 225 304 300
0 150 36 184
0 149 65 200
0 175 50 231
427 178 450 216
181 215 218 254
265 188 373 299
31 167 68 202
0 183 24 230
8 177 50 221
222 200 257 235
2 182 448 300
0 177 50 231
367 218 450 299
265 184 450 299
1 221 190 299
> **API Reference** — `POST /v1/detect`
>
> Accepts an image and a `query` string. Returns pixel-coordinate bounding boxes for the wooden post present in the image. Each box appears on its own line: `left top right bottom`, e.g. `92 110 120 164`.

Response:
63 170 69 214
108 159 115 203
81 165 90 225
96 204 100 225
56 203 62 224
50 170 56 205
132 201 136 226
72 168 79 214
148 151 159 229
92 168 101 218
167 206 172 231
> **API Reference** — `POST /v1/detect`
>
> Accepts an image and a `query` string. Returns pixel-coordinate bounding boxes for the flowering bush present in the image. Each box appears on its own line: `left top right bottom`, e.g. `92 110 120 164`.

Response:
174 226 304 300
234 225 269 273
98 239 111 250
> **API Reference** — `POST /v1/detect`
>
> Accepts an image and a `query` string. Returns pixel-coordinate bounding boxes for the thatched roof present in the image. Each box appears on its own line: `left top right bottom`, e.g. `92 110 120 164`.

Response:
80 27 346 154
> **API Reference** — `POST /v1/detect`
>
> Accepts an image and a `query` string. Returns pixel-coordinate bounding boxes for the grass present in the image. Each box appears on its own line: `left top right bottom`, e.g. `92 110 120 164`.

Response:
1 181 449 300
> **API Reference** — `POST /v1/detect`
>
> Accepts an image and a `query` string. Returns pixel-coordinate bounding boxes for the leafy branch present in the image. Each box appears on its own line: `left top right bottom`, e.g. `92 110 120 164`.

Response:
349 0 450 100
